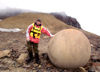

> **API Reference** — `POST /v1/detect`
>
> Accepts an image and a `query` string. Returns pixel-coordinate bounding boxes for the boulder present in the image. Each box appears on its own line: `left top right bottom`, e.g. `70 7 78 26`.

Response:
48 29 91 68
17 53 28 64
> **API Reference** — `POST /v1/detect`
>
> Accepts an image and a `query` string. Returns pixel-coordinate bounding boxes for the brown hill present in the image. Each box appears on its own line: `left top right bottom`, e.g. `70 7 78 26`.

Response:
0 13 74 34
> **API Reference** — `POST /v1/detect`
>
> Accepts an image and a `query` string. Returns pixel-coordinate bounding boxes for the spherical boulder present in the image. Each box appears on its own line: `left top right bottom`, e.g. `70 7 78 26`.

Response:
48 29 91 68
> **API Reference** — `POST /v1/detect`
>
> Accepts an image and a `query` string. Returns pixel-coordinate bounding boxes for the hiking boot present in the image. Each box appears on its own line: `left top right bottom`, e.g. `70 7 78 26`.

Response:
26 57 33 64
26 53 34 64
36 60 41 64
35 53 41 64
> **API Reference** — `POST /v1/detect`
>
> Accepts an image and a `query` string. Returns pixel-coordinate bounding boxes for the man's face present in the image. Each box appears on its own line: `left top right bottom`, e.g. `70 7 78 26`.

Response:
36 21 41 25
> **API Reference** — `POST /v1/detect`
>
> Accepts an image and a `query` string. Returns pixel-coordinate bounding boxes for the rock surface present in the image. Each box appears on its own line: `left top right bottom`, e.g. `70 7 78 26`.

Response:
17 53 28 64
48 29 91 68
0 50 10 58
51 13 81 29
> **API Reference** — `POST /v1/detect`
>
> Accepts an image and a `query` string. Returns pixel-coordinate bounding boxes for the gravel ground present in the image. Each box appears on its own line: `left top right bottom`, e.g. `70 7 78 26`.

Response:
0 31 100 72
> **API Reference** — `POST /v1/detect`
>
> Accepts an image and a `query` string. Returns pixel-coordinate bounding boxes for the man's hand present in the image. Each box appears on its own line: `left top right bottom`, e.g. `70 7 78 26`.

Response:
51 34 54 37
26 37 30 41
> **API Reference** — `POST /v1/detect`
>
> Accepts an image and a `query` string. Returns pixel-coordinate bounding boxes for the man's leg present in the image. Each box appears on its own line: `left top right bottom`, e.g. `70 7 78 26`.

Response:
33 43 40 64
27 41 34 62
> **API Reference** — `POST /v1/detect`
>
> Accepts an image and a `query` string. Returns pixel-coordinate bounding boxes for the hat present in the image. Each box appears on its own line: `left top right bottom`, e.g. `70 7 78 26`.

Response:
36 19 41 22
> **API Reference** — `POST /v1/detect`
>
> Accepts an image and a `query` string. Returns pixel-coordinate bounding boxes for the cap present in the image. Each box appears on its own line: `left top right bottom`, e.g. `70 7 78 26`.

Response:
36 19 41 22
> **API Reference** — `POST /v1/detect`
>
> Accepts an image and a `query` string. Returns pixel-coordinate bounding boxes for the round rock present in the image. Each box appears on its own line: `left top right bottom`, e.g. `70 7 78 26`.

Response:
48 29 91 68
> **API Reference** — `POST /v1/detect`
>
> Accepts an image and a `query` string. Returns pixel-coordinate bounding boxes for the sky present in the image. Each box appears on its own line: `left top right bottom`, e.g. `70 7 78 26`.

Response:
0 0 100 35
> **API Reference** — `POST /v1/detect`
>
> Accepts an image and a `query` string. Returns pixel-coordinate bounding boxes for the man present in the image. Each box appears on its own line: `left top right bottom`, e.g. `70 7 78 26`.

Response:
26 19 53 64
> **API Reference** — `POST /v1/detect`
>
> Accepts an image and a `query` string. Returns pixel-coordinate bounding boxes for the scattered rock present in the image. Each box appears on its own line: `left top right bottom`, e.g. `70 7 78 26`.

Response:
32 70 37 72
38 65 42 68
17 53 28 64
0 50 11 58
79 67 87 72
34 64 39 67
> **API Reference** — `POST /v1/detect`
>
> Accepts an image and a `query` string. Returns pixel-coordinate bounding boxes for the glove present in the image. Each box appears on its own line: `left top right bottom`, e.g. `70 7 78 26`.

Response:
51 34 54 37
26 37 30 41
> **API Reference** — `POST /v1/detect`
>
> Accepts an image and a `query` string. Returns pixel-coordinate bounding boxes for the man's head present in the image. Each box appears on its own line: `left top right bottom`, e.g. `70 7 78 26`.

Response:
35 19 41 26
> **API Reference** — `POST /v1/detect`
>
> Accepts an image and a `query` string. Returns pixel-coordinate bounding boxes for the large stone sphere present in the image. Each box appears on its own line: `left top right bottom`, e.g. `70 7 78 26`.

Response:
48 29 91 68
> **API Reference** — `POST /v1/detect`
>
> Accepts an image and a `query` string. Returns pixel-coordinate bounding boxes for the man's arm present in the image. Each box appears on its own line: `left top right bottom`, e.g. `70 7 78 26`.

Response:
26 24 33 41
41 26 53 37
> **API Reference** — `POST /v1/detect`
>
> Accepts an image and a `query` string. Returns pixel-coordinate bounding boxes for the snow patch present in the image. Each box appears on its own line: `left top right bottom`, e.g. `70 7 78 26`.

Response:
0 28 22 32
0 19 2 21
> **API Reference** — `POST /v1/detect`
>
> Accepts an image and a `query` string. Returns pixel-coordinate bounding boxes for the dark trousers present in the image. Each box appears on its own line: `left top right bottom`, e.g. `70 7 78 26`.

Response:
27 41 39 62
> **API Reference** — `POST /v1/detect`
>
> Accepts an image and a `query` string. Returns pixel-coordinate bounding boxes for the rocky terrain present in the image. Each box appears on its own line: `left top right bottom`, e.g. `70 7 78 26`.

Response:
51 13 81 29
0 13 100 72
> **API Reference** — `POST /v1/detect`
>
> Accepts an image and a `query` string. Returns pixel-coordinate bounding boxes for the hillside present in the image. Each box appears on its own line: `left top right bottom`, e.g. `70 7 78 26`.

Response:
0 13 74 33
0 13 100 72
0 8 81 29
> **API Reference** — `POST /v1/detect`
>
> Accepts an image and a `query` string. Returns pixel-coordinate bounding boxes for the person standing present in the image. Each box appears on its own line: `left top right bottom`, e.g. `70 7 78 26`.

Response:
26 19 53 64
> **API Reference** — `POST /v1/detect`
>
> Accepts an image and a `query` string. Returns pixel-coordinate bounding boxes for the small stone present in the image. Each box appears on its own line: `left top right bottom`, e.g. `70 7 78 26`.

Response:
38 65 41 68
23 63 30 68
91 44 94 47
47 64 52 68
34 64 38 67
33 70 37 72
0 50 11 58
32 67 36 70
79 67 87 72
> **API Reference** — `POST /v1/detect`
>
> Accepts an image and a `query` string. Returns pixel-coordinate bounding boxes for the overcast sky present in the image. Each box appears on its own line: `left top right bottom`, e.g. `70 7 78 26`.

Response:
0 0 100 35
